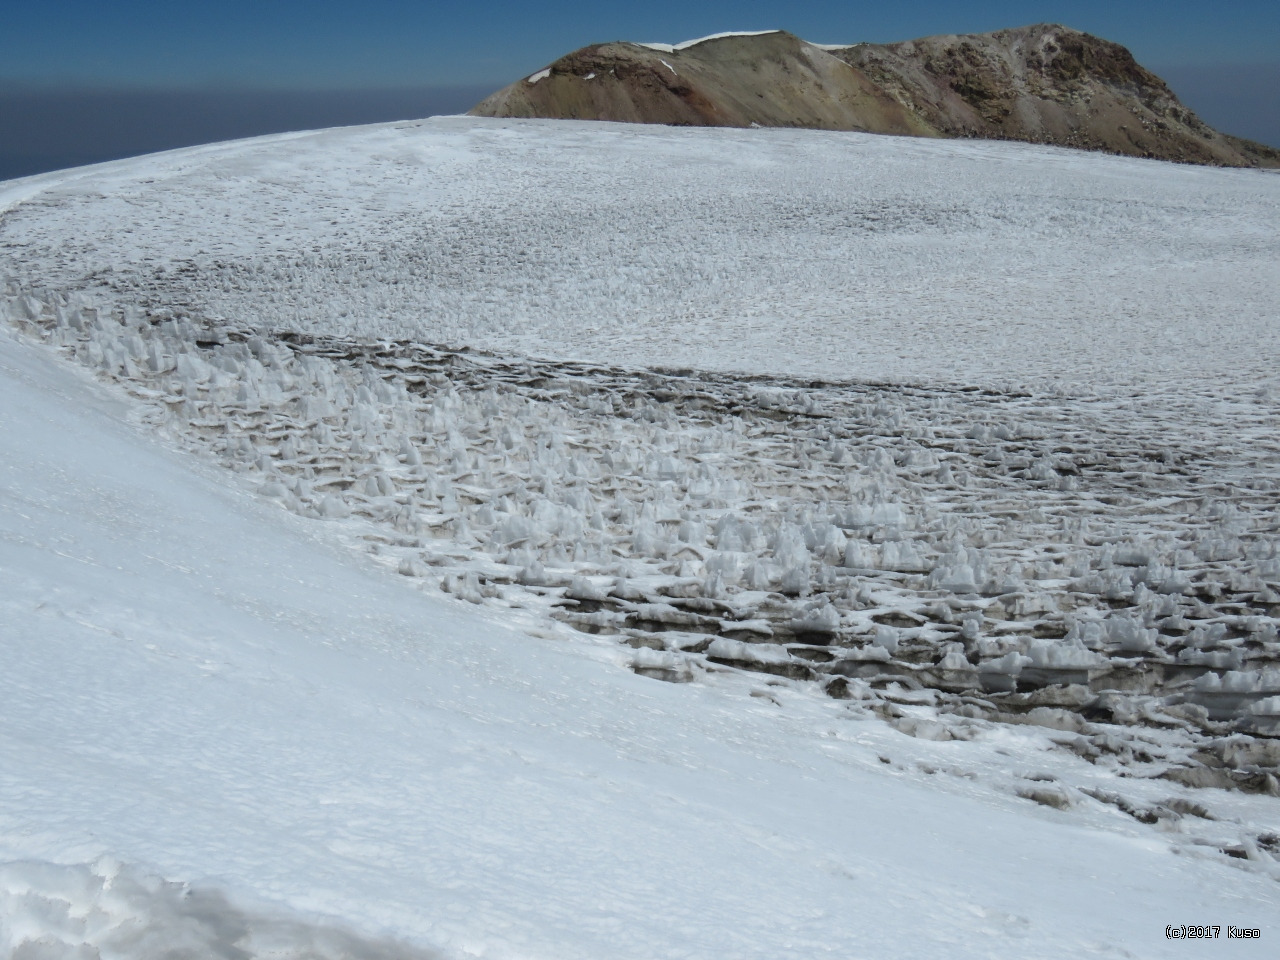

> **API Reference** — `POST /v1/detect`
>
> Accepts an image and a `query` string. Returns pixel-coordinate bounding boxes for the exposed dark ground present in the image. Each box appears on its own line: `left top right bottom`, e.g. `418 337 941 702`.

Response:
472 26 1280 169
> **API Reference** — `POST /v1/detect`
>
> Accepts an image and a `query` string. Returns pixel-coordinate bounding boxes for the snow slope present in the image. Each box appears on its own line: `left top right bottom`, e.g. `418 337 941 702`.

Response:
2 117 1277 393
1 317 1274 956
2 118 1279 956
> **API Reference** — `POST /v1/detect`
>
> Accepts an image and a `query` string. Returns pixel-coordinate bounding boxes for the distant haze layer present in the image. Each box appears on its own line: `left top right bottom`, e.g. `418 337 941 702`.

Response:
0 86 493 181
1 64 1279 181
1155 63 1280 151
4 56 1279 180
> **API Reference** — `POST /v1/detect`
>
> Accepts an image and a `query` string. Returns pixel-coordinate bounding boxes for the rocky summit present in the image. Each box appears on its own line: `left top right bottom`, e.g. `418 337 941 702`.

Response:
470 24 1280 167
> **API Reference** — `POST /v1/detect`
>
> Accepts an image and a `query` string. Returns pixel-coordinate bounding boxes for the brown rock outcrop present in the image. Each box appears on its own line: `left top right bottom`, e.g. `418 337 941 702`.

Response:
469 25 1280 167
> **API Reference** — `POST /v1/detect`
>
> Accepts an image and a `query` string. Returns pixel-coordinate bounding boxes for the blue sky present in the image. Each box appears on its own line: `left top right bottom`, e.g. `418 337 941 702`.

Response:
3 2 1277 178
5 0 1276 89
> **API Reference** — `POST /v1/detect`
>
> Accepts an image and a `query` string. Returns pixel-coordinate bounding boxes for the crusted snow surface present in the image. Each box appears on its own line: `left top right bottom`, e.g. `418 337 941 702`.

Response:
2 118 1280 954
2 117 1276 392
0 858 438 960
7 326 1277 957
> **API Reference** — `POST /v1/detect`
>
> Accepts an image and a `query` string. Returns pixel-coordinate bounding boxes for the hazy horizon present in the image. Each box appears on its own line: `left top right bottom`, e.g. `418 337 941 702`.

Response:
0 85 493 181
7 3 1280 179
3 60 1277 182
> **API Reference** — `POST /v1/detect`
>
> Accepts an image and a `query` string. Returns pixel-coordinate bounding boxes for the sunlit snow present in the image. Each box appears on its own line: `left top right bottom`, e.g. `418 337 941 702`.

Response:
635 30 783 53
2 116 1279 957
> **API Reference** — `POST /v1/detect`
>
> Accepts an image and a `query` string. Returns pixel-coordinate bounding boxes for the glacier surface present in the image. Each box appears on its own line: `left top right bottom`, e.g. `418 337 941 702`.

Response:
2 117 1279 957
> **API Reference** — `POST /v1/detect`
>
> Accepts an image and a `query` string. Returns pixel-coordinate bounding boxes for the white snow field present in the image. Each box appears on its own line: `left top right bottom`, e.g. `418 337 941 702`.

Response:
2 117 1278 392
2 117 1280 956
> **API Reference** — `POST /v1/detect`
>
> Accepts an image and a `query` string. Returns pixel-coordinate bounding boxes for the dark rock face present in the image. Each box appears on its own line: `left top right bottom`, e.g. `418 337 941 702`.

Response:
470 31 932 136
470 25 1280 168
